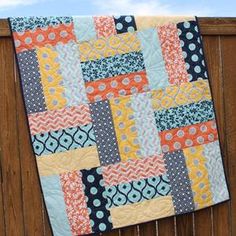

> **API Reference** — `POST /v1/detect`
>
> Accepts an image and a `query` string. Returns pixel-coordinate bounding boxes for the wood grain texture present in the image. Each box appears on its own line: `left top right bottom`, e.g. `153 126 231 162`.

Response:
221 36 236 236
0 18 235 236
0 38 25 235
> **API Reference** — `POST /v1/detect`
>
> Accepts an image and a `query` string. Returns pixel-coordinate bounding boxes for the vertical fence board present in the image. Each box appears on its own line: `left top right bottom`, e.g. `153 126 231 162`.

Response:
120 225 139 236
139 221 157 236
221 36 236 236
158 217 175 236
0 38 25 235
176 213 194 236
0 165 5 236
203 35 231 236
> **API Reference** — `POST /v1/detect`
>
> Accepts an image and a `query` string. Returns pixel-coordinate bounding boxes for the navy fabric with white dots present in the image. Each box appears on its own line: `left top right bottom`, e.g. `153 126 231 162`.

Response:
81 167 113 233
177 20 208 82
114 15 137 34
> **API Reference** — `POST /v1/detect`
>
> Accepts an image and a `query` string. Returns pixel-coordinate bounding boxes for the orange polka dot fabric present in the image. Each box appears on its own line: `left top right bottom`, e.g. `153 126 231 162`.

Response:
9 15 229 236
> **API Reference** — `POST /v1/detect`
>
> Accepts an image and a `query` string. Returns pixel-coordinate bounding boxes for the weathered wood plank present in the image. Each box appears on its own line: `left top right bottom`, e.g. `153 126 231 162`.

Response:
221 35 236 236
0 38 25 235
158 217 175 236
139 220 157 236
203 35 231 236
176 213 194 236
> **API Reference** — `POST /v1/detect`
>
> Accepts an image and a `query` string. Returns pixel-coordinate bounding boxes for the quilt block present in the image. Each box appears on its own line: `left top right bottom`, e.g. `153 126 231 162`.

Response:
9 15 229 236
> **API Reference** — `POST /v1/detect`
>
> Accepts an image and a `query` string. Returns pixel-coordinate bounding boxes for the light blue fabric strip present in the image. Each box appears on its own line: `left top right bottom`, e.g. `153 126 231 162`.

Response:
55 41 88 106
40 175 72 236
73 16 97 42
203 140 229 204
137 28 169 90
131 93 162 157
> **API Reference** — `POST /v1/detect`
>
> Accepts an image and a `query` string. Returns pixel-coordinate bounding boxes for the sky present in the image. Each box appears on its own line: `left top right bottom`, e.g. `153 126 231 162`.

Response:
0 0 235 17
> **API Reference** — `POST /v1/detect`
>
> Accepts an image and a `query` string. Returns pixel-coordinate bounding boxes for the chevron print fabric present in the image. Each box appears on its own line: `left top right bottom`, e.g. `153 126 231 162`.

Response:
9 15 229 236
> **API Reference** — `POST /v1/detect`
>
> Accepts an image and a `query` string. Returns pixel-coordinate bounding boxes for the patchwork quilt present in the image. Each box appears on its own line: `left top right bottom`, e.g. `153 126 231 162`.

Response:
9 16 229 236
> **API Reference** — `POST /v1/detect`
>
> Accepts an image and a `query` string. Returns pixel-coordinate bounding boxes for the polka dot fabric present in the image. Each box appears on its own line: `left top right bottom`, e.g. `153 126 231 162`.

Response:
10 15 229 235
114 15 137 34
164 150 195 214
81 167 113 233
177 20 208 82
17 49 47 114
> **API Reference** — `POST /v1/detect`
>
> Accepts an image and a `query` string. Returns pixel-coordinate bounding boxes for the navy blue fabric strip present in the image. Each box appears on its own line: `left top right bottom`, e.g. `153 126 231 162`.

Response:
154 100 214 131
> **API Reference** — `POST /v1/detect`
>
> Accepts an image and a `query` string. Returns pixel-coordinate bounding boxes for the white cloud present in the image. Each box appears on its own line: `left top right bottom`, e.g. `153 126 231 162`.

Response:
0 0 39 9
92 0 213 16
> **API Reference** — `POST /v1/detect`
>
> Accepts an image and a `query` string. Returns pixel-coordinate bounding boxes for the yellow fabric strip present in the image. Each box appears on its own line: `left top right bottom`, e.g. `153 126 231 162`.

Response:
151 80 212 111
109 97 141 162
37 46 67 110
183 146 213 209
110 196 174 228
78 32 141 62
37 146 100 176
135 16 195 30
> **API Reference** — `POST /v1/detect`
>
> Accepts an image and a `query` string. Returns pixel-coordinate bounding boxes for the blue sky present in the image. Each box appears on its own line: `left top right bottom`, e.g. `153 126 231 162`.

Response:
0 0 235 17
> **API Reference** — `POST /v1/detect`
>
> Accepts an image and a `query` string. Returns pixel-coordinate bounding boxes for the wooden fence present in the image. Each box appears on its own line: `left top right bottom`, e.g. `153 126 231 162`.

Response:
0 17 236 236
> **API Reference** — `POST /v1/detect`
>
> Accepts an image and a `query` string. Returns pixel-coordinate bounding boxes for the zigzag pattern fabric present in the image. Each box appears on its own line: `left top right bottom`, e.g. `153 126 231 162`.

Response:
9 15 229 236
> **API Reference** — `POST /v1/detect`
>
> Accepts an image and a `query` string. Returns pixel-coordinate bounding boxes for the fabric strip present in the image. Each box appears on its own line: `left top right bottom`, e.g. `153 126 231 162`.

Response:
81 51 145 82
164 150 195 214
157 23 189 85
28 104 92 135
151 79 211 111
203 140 230 204
85 71 149 102
110 96 141 162
81 167 113 233
177 20 208 82
131 93 162 156
137 28 169 90
102 155 166 186
183 146 213 209
17 49 47 114
60 171 92 235
55 41 88 106
36 46 67 110
72 16 97 42
105 174 171 208
160 120 218 153
155 100 215 132
32 123 96 156
37 146 100 176
110 196 174 228
40 175 72 236
135 16 195 30
93 16 117 38
89 100 121 165
79 31 140 62
13 23 75 53
9 16 73 32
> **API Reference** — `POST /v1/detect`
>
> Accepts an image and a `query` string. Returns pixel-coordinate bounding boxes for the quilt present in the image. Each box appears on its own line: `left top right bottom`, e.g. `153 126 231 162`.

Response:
9 15 229 236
